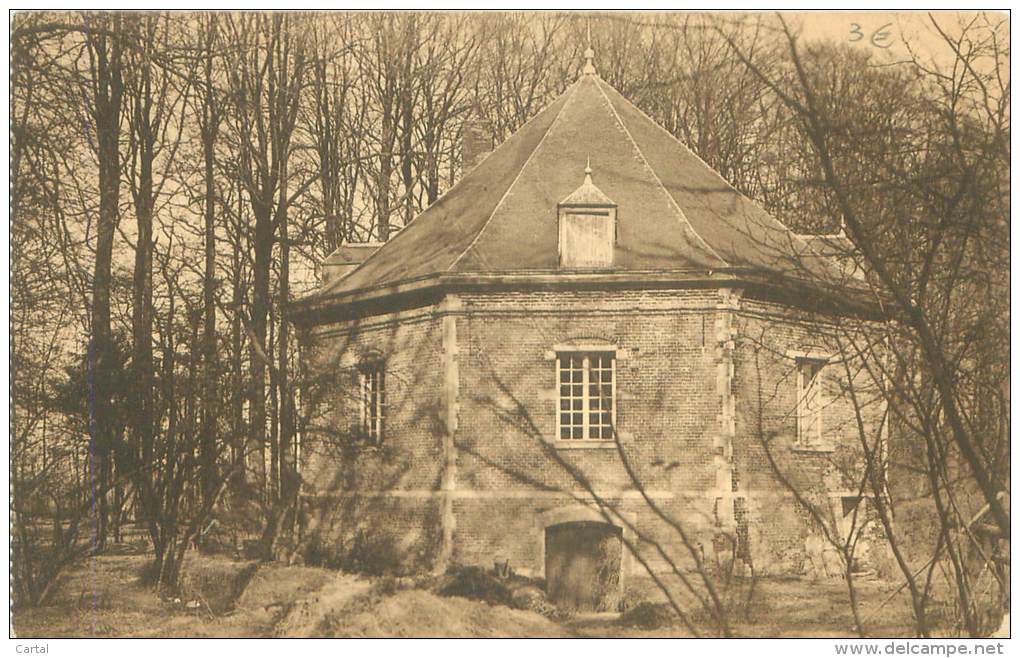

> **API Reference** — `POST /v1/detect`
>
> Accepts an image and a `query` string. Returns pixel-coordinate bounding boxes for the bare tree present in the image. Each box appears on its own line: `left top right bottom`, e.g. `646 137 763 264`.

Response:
721 11 1009 635
222 13 309 501
306 15 367 251
81 11 127 553
195 12 225 507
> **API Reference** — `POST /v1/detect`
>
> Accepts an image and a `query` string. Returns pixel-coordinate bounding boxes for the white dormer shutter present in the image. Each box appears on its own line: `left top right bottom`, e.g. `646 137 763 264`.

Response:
560 210 614 268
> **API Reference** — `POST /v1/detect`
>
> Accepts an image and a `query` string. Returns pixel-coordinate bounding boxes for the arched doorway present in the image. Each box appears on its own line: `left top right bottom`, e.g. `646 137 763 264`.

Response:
544 521 622 612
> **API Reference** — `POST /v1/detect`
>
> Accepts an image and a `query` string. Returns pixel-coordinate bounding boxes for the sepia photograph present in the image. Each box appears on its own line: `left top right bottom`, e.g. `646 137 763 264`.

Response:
6 4 1012 645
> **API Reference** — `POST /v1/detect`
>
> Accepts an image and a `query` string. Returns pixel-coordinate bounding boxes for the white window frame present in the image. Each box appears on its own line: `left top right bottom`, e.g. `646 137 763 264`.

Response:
357 361 385 446
556 350 617 441
796 356 826 448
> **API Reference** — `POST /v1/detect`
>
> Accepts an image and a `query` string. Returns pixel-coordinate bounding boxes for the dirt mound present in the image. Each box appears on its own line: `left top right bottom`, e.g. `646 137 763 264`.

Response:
431 564 567 619
326 589 568 638
272 572 372 637
235 564 334 613
178 554 259 614
619 601 678 629
434 565 513 606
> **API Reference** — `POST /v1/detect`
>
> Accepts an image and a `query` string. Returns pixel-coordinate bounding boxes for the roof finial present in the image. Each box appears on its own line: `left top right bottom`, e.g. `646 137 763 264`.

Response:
560 155 615 208
583 17 597 76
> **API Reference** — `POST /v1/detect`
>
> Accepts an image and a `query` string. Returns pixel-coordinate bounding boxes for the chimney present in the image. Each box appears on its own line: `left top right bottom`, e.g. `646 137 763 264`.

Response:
320 242 385 287
461 113 494 173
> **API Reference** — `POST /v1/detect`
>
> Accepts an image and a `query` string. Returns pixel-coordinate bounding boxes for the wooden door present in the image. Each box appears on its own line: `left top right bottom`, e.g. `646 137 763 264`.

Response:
545 521 622 611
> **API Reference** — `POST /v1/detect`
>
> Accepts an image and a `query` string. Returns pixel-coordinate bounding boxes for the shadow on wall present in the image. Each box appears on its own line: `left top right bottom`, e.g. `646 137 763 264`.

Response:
299 494 443 576
294 312 447 576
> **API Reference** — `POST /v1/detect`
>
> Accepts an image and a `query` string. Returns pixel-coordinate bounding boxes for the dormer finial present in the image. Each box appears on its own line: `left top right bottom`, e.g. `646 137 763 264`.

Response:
559 157 615 209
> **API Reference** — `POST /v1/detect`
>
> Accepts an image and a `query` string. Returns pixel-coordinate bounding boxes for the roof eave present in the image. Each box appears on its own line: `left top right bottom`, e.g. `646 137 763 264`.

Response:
287 268 887 327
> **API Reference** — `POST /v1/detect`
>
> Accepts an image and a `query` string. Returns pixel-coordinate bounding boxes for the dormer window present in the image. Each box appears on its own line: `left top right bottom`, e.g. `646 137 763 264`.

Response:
558 162 617 269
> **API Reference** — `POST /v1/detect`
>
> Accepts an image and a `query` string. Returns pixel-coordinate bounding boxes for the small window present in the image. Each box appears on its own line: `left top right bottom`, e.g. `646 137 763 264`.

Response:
796 357 825 446
357 361 385 445
558 352 615 440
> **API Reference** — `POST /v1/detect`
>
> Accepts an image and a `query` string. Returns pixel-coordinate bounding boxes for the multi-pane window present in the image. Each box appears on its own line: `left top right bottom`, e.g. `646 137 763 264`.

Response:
796 358 825 446
358 362 385 445
558 352 615 440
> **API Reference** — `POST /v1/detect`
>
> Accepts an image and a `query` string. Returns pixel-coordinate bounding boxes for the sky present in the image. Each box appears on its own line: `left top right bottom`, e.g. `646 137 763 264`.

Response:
790 10 1008 72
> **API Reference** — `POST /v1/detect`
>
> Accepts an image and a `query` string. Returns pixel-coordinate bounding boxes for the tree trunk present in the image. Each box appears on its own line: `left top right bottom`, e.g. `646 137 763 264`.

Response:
377 112 393 241
231 191 245 486
200 15 221 507
266 150 297 560
85 13 125 555
249 201 271 499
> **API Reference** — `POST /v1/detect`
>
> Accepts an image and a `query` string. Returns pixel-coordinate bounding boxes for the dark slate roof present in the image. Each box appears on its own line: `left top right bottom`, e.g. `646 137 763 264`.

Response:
314 72 845 301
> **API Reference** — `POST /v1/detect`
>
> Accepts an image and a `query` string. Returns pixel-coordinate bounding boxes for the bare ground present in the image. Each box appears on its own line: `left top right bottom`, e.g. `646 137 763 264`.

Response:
12 552 924 638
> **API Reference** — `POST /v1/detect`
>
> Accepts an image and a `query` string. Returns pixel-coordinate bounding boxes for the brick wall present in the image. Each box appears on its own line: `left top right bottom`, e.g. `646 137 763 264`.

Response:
731 297 885 575
298 303 447 569
297 286 881 579
448 288 723 575
456 289 719 493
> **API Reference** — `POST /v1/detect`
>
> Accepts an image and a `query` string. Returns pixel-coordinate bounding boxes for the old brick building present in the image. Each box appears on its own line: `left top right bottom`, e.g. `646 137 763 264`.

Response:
290 52 882 608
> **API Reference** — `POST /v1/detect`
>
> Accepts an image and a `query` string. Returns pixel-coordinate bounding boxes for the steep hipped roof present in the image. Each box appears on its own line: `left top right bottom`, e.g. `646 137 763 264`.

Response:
312 71 845 303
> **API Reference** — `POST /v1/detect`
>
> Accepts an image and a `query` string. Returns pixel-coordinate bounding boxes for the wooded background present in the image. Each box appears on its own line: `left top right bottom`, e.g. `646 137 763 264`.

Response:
10 11 1008 635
